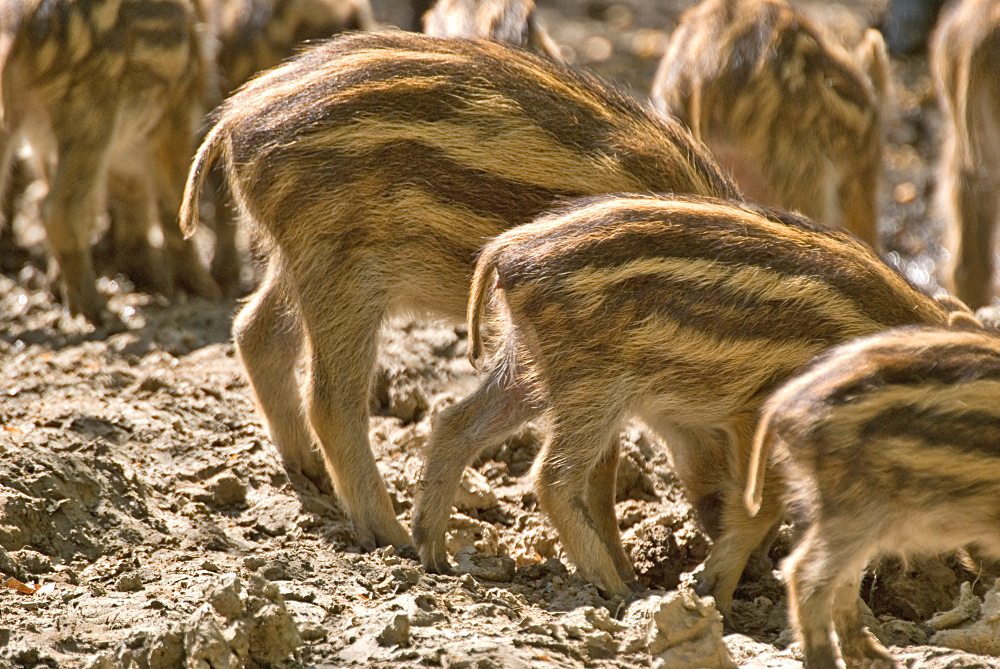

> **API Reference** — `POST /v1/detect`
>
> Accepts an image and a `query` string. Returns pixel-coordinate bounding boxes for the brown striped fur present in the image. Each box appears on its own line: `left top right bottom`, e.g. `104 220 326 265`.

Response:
0 0 220 323
422 0 561 61
179 32 739 551
932 0 1000 310
651 0 887 249
747 325 1000 669
413 194 959 613
195 0 375 291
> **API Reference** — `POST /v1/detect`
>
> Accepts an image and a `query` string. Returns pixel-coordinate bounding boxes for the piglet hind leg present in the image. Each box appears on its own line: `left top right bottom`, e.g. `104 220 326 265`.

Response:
833 572 897 669
233 260 329 491
534 417 633 598
106 171 173 296
686 418 782 615
44 135 111 324
585 437 640 589
784 525 884 669
414 367 541 574
695 486 783 616
295 279 412 550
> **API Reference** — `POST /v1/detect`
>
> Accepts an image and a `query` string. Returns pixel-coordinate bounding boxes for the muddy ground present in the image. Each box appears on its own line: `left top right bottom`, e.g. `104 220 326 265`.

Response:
2 1 1000 668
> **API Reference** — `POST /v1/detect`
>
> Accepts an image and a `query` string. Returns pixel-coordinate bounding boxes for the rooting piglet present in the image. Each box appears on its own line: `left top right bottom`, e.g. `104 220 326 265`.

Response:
414 194 960 614
651 0 888 249
931 0 1000 309
422 0 561 60
0 0 220 323
746 323 1000 669
179 32 739 550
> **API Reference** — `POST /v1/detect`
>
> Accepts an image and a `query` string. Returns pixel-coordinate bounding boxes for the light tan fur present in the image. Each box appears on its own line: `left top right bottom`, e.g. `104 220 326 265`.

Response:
0 0 220 323
651 0 887 249
932 0 1000 309
422 0 561 61
414 194 956 614
748 326 1000 669
179 32 739 551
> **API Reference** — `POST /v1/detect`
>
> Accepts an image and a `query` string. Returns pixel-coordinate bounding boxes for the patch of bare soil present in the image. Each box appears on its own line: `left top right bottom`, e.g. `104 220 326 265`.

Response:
2 2 999 669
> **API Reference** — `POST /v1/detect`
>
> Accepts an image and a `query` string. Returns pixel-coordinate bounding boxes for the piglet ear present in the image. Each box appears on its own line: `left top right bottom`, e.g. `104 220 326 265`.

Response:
935 292 974 314
855 28 890 107
948 310 985 332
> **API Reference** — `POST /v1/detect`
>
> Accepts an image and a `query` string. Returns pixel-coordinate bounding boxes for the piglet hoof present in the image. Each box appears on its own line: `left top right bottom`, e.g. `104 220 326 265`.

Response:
693 569 716 598
593 576 634 601
298 457 334 495
350 512 412 554
418 543 455 576
396 544 420 562
693 570 731 617
627 579 647 594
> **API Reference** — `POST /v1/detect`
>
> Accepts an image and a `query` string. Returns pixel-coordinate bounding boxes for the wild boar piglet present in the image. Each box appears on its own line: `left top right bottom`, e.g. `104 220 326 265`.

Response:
180 32 739 551
652 0 888 249
931 0 1000 310
422 0 560 60
746 324 1000 669
0 0 220 323
413 194 962 613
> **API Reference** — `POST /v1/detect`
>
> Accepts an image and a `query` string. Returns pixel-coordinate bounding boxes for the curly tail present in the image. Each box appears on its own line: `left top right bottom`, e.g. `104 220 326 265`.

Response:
179 122 227 239
467 240 505 368
745 406 778 517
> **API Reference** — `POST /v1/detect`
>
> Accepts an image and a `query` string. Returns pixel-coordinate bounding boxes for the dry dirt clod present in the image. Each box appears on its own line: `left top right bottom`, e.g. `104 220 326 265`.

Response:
207 574 244 621
377 612 411 647
931 580 1000 656
621 590 735 669
453 547 517 583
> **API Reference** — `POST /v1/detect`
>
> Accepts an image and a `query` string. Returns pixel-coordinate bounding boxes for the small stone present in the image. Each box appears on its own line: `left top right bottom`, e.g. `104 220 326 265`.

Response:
299 623 328 641
405 594 448 627
585 630 617 659
243 576 302 665
459 573 480 593
53 565 80 585
185 605 239 669
116 572 143 592
453 548 516 583
85 653 116 669
879 618 927 646
621 590 734 668
0 547 24 581
204 472 247 507
147 628 184 669
453 468 498 512
932 579 1000 656
11 549 50 575
445 515 501 557
224 620 250 660
377 612 411 647
927 582 982 630
243 556 266 571
206 574 243 621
